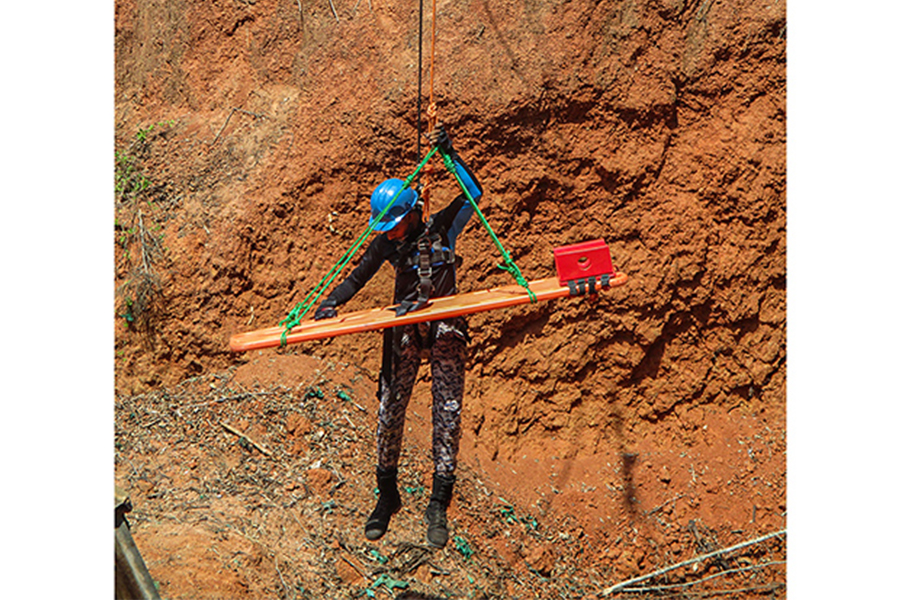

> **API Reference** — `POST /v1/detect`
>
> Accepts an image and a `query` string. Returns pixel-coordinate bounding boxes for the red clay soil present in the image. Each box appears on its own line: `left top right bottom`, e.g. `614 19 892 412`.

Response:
114 1 786 598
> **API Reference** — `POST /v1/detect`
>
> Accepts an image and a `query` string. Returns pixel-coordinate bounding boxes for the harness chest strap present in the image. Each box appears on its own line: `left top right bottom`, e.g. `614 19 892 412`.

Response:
391 228 454 316
416 233 435 302
399 232 455 272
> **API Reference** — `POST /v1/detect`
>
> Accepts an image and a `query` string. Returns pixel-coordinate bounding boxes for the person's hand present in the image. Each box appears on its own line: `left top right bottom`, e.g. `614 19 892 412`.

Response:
426 122 451 151
314 302 338 320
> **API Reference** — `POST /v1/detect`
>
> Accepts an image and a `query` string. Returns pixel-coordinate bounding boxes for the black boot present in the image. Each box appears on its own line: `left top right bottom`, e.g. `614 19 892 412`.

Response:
365 467 402 541
424 472 455 548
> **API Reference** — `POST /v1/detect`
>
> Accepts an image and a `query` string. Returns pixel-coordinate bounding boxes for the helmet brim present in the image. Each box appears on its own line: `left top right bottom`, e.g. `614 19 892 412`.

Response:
369 211 407 232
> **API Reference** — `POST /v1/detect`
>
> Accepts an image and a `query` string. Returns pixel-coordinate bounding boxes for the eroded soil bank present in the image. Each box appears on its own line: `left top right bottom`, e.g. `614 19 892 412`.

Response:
115 1 786 597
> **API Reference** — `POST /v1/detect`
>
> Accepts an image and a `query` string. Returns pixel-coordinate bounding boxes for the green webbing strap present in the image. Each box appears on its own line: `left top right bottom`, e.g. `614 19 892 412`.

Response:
437 147 537 303
277 146 440 346
277 143 535 348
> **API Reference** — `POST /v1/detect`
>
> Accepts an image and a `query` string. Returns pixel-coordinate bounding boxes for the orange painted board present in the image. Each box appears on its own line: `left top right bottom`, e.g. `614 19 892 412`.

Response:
229 272 627 353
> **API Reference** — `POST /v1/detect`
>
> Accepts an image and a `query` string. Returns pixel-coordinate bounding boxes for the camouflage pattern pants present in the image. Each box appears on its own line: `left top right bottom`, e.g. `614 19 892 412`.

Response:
377 317 467 477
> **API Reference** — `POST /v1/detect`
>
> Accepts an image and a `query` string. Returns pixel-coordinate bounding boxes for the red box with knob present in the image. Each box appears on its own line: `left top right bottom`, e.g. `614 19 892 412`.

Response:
553 238 614 286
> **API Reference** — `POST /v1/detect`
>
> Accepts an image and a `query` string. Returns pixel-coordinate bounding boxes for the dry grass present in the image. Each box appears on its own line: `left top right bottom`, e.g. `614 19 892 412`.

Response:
115 367 786 599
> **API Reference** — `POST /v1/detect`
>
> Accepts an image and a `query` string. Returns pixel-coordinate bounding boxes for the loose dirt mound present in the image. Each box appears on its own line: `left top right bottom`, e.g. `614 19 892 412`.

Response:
115 0 786 597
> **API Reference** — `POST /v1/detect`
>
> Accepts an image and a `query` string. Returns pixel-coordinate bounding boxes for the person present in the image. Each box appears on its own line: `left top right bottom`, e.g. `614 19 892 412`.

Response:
313 124 482 548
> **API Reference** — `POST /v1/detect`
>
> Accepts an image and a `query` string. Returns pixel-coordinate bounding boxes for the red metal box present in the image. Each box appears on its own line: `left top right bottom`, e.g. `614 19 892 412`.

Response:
553 238 614 285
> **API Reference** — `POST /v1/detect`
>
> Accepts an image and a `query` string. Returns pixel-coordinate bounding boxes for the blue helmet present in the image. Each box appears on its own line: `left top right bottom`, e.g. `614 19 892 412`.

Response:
369 178 419 232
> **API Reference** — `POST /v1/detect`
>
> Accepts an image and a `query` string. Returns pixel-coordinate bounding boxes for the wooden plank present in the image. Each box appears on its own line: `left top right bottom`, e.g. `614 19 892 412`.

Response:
229 273 627 352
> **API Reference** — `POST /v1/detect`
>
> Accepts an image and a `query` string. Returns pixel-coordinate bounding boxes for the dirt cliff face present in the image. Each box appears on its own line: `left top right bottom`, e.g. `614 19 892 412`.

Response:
115 0 785 597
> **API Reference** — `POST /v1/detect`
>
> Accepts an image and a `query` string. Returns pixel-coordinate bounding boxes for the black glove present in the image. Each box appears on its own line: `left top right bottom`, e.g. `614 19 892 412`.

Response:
314 301 338 321
426 122 452 152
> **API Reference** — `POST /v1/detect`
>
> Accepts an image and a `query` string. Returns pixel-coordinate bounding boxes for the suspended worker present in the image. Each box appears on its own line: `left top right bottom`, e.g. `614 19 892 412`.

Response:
313 123 482 548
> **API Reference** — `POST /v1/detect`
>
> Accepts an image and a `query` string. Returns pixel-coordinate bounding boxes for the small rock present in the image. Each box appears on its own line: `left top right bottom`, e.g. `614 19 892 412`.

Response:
414 564 433 585
660 466 671 483
335 557 363 585
285 413 312 436
525 544 554 577
289 438 308 456
305 468 333 495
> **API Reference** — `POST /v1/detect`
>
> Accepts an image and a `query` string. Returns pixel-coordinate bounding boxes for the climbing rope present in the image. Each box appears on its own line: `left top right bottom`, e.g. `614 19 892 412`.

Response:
278 142 535 345
415 0 425 169
278 0 532 344
437 147 537 303
278 146 439 346
409 0 534 300
416 0 439 221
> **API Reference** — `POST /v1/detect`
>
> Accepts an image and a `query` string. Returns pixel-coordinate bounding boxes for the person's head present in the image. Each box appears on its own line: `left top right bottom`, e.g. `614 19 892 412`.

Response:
369 178 420 240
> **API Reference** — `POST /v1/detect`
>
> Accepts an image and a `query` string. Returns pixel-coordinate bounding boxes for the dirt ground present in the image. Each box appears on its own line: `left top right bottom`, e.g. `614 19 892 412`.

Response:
114 0 786 598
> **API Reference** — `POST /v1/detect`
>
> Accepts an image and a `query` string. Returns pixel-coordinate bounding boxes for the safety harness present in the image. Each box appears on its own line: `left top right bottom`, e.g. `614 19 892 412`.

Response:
392 218 456 317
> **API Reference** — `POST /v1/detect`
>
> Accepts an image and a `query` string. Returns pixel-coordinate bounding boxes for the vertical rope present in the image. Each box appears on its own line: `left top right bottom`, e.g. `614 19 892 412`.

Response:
429 0 437 105
416 0 424 170
421 0 439 221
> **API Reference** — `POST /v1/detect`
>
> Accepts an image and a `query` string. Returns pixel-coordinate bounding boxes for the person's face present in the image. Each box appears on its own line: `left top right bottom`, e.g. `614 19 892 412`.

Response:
387 212 415 241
